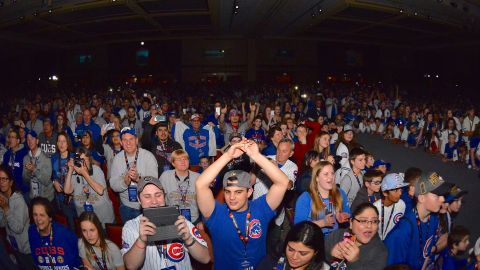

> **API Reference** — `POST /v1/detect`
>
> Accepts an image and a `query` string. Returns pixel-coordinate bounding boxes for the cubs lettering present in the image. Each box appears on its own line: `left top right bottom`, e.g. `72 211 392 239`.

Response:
35 246 65 256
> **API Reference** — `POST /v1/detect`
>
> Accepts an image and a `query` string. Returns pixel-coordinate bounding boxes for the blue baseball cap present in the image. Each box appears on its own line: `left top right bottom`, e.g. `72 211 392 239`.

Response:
26 130 38 139
372 159 391 170
395 119 405 126
444 185 468 203
120 127 137 138
381 173 409 192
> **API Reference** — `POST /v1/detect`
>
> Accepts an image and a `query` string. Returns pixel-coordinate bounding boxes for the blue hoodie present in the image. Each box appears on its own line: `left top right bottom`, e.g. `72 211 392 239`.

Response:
2 145 29 193
384 208 440 270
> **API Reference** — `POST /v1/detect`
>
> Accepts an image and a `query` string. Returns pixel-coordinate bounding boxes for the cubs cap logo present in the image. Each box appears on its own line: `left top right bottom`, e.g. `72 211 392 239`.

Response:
428 172 440 185
422 236 433 258
249 219 262 239
167 242 185 262
38 256 44 264
57 255 64 264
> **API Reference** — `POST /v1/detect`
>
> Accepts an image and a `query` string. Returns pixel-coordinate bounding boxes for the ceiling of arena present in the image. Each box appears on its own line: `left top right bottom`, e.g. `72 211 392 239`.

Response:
1 0 479 50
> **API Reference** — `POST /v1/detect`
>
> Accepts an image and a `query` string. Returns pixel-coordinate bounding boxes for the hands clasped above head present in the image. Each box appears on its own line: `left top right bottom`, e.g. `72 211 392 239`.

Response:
226 138 259 159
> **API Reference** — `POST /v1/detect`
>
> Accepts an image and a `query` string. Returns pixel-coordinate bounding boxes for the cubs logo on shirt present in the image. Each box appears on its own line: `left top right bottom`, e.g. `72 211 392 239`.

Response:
167 242 185 262
192 227 203 240
423 236 434 258
249 219 262 239
393 213 403 224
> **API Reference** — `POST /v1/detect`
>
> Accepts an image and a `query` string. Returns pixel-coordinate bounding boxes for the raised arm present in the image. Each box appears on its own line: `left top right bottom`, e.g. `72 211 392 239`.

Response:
195 142 245 219
242 140 289 210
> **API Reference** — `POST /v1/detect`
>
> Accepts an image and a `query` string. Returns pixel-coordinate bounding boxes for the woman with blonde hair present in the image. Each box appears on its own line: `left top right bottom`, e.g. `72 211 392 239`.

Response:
294 161 351 236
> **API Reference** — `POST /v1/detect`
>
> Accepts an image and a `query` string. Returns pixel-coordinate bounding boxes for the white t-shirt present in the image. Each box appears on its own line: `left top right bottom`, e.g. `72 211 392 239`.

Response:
394 126 408 141
374 199 406 240
121 215 207 270
253 155 297 226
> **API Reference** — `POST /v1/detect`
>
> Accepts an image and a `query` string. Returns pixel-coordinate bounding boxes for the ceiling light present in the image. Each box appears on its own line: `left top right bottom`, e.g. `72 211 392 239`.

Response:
399 9 404 13
235 5 239 9
140 41 144 46
414 12 418 16
33 11 38 16
48 9 52 13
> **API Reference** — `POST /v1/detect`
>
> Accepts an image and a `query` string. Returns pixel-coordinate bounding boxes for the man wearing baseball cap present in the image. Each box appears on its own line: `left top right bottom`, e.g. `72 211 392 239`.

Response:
385 171 454 269
196 138 289 269
110 127 159 223
182 113 214 166
122 176 210 270
373 173 408 240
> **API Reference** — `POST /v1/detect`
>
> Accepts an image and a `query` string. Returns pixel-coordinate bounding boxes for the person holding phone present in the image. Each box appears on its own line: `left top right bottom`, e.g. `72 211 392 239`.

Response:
64 147 115 227
121 176 210 270
295 161 350 236
219 103 256 146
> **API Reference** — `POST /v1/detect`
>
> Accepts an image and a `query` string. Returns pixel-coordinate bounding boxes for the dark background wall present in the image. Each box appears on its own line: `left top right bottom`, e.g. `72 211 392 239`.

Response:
0 39 479 96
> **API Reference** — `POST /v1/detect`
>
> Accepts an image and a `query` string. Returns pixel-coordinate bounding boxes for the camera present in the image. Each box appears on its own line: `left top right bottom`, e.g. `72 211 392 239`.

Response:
73 153 83 167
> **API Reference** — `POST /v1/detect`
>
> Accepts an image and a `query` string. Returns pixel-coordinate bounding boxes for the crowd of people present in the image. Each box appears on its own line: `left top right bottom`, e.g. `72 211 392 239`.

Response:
0 81 479 270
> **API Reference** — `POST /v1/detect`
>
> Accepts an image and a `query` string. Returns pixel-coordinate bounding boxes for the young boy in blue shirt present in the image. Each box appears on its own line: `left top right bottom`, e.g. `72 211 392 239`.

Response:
384 171 453 270
442 225 476 270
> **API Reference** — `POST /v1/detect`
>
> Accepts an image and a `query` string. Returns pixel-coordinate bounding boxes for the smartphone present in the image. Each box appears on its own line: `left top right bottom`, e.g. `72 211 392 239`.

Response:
143 206 180 242
143 93 148 97
343 232 356 242
270 110 275 117
215 107 221 115
154 115 166 122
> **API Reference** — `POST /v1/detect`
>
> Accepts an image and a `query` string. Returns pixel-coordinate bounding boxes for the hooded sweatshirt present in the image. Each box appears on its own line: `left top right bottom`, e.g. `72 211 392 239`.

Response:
0 192 31 254
23 149 54 201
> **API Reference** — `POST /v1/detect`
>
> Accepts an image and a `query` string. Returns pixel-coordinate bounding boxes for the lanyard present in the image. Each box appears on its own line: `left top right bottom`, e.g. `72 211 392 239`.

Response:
414 207 431 262
124 148 139 171
174 172 190 205
9 151 15 171
353 173 362 188
228 207 251 255
58 152 69 184
88 246 107 270
381 201 395 239
40 225 55 266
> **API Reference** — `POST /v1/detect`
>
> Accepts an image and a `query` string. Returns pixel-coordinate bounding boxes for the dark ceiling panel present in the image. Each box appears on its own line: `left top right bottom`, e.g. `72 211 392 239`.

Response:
156 15 211 28
363 25 433 41
69 18 155 34
1 20 49 33
335 6 396 21
394 17 461 33
138 0 209 13
307 18 367 34
44 4 133 24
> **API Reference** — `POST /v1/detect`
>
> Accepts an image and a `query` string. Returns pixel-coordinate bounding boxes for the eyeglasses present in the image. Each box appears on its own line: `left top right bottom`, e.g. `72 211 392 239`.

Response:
0 177 10 182
353 218 380 226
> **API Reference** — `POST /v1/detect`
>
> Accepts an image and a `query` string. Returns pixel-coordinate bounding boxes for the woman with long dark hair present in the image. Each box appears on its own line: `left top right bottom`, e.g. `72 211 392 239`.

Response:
78 212 124 270
257 221 329 269
295 150 320 196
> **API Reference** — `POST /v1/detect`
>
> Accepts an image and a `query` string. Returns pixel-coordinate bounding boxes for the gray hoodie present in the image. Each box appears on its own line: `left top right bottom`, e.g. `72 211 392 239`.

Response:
0 192 31 254
23 149 54 201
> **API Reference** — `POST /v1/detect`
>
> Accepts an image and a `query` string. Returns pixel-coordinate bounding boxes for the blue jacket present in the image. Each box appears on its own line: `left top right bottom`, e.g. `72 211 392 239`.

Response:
183 128 210 165
384 209 440 270
2 145 29 193
75 121 101 143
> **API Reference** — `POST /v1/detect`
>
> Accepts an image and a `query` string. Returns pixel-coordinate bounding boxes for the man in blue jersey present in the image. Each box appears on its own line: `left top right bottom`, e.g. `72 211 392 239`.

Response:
196 138 289 269
384 171 453 270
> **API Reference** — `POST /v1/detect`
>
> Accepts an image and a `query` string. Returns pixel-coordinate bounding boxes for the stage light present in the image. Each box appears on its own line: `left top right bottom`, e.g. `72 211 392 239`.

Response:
52 75 59 81
435 75 439 78
140 41 144 46
48 9 52 13
400 9 404 13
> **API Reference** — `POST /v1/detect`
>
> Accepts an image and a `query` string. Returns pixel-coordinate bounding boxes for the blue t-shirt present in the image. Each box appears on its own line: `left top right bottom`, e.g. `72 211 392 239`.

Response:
262 142 276 156
384 209 440 270
293 190 350 236
204 195 275 270
75 121 101 143
441 249 476 270
444 143 459 159
407 133 418 146
28 222 80 269
245 128 266 144
183 128 210 165
51 153 72 202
